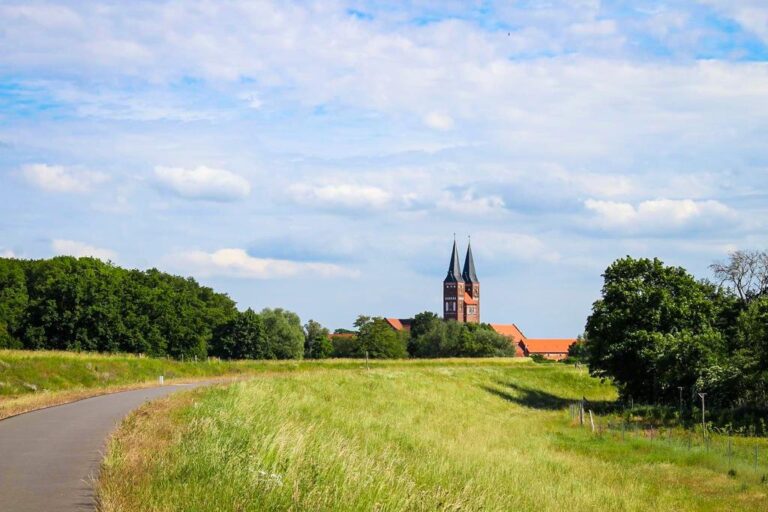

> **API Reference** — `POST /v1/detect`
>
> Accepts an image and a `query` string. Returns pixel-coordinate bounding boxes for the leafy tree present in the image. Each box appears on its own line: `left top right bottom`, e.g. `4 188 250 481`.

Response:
304 319 332 359
0 258 27 348
732 295 768 405
330 333 358 358
407 311 441 356
0 256 240 359
585 256 723 402
354 315 408 359
409 320 513 358
259 308 305 359
211 308 264 359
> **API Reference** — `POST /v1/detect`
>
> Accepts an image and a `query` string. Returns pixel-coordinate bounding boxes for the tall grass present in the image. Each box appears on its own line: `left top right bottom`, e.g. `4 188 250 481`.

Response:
0 350 527 419
100 362 768 511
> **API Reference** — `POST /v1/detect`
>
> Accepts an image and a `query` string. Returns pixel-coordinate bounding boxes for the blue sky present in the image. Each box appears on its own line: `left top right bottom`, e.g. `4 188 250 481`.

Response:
2 1 768 336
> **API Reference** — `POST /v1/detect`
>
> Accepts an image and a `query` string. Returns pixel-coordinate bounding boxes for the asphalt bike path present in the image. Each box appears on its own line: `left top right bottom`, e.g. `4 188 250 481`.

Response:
0 383 207 511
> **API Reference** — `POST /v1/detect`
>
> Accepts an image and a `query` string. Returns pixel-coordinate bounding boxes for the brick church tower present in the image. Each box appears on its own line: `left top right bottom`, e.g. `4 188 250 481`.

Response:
443 239 480 323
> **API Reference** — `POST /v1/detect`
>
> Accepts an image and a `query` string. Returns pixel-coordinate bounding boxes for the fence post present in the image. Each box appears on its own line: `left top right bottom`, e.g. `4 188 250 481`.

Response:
755 445 759 472
579 400 585 426
589 410 595 433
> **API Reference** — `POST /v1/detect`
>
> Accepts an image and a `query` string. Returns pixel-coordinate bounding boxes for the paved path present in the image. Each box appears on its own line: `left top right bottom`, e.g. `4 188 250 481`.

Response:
0 384 203 512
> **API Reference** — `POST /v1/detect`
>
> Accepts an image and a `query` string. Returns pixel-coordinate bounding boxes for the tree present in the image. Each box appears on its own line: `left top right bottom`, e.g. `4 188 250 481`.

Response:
354 315 408 359
210 308 264 359
259 308 305 359
330 333 358 358
732 295 768 405
585 257 721 402
710 249 768 302
409 320 514 358
0 258 27 348
0 256 240 358
407 311 441 356
304 319 332 359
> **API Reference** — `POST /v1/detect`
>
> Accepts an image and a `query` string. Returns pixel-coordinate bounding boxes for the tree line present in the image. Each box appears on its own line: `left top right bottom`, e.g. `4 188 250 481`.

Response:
0 256 514 360
584 251 768 418
302 312 514 359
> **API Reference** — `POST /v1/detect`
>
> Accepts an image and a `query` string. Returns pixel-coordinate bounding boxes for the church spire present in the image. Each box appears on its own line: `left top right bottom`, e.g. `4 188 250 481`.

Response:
462 238 478 284
444 239 463 283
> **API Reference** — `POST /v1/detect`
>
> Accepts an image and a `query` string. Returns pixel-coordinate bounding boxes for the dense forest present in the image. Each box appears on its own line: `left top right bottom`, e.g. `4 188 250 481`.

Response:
0 256 309 359
585 251 768 416
0 256 513 360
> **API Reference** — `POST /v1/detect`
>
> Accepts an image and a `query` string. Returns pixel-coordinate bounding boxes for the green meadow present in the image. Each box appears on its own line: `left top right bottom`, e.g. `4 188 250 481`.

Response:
99 361 768 511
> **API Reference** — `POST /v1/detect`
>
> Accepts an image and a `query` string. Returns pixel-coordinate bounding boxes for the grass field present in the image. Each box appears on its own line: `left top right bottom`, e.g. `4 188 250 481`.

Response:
99 360 768 511
0 350 521 419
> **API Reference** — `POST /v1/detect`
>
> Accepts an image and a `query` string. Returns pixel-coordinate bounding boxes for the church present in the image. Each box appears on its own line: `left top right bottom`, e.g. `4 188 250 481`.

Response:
442 239 480 323
385 239 576 360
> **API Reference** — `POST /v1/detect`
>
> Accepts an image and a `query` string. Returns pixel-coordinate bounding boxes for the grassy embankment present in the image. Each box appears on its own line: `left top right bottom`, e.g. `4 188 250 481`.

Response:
0 350 520 420
100 360 768 511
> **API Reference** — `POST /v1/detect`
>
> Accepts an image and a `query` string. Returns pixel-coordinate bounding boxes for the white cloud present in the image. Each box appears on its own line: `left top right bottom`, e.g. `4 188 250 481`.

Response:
154 166 251 201
437 189 506 216
52 239 116 261
584 198 738 233
288 183 396 211
22 163 107 193
423 112 455 131
172 248 359 279
568 19 617 37
1 249 17 258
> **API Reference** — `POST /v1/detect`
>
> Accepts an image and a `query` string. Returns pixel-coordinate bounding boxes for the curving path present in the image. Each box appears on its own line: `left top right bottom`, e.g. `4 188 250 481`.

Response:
0 384 203 512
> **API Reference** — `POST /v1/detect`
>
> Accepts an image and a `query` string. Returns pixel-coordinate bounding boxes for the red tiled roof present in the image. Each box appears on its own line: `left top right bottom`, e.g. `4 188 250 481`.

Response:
522 338 576 354
490 323 526 342
385 318 404 330
463 293 477 305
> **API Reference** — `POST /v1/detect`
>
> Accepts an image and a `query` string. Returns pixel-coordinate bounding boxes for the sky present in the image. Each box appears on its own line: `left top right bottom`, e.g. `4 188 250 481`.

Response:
1 1 768 336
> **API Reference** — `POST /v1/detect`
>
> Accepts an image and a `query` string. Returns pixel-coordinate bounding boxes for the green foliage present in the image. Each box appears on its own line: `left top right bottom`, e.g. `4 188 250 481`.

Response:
585 255 768 412
565 334 589 362
0 256 238 359
211 308 264 360
354 315 408 359
329 333 358 358
211 308 305 360
409 319 515 358
303 319 332 359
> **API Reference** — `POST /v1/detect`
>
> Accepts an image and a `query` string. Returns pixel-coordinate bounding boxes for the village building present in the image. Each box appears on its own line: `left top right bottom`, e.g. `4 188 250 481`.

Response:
385 239 576 360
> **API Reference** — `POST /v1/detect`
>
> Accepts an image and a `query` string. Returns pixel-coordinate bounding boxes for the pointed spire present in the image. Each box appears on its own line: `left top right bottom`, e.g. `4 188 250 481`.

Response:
462 238 478 284
444 239 464 283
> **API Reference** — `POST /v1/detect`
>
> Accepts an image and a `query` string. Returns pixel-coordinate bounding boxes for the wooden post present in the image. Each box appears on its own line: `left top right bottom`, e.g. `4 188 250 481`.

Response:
159 375 164 385
579 400 584 426
589 410 595 433
755 446 759 472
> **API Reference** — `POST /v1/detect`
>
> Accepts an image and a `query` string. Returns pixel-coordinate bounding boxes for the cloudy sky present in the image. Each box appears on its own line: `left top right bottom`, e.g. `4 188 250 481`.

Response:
1 1 767 335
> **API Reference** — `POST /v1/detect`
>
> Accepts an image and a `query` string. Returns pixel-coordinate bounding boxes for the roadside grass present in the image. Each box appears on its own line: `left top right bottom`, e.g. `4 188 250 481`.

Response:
0 350 527 419
99 363 768 511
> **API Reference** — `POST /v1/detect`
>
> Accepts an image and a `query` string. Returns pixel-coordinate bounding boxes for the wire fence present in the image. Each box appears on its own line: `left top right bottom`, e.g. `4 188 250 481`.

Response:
568 401 768 482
